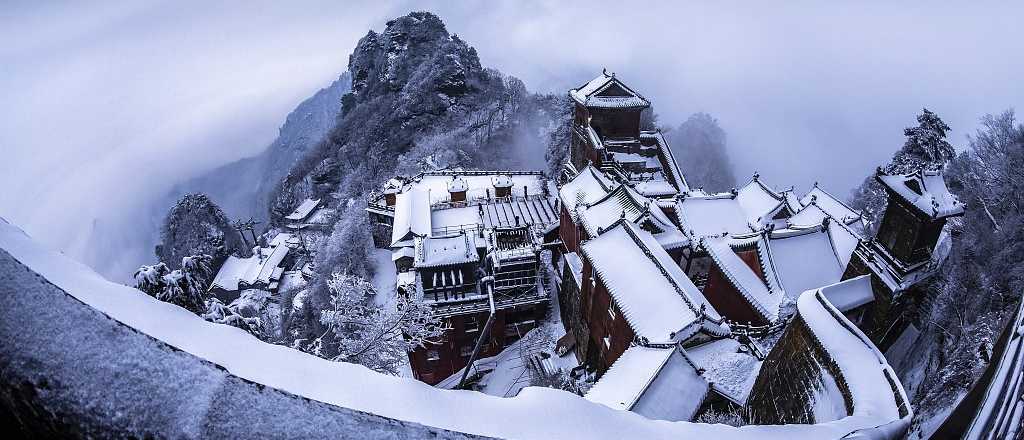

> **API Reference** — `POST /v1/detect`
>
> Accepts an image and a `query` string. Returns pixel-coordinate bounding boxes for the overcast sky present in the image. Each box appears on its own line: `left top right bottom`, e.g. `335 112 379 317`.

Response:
2 1 1022 276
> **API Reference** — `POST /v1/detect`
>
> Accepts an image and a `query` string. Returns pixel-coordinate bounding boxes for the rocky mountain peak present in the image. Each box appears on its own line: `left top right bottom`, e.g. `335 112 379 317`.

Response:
348 11 480 99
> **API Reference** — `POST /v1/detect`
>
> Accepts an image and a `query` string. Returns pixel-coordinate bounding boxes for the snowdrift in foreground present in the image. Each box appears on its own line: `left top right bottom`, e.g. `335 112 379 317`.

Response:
0 217 909 439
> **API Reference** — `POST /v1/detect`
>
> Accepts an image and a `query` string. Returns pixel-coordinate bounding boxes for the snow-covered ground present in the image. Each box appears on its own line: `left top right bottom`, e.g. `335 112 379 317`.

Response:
0 218 914 439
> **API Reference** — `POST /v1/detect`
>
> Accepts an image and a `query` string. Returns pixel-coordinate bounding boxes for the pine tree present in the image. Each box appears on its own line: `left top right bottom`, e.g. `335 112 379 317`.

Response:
851 108 956 231
887 108 955 174
202 297 264 337
133 262 170 296
134 255 213 314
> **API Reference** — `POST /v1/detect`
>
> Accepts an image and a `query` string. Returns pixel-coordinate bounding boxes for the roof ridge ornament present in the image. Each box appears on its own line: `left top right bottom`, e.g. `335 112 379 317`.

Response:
753 171 760 181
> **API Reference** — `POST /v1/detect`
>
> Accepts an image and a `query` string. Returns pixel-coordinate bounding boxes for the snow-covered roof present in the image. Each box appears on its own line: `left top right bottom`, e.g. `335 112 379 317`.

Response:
479 197 558 228
383 171 547 207
821 275 875 312
677 194 754 239
447 175 468 192
876 169 964 219
391 189 432 246
641 131 689 193
570 72 650 109
392 246 415 261
799 186 861 225
559 164 614 219
578 184 686 249
581 222 725 343
492 174 513 188
685 338 763 406
414 232 477 268
0 216 914 440
211 233 293 291
763 227 849 302
631 179 679 198
429 196 558 233
285 198 322 222
703 237 780 322
736 175 785 224
585 345 708 422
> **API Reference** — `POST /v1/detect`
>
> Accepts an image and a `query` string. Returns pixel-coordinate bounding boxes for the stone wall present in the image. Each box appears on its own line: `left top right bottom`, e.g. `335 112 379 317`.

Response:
747 317 852 424
0 249 481 439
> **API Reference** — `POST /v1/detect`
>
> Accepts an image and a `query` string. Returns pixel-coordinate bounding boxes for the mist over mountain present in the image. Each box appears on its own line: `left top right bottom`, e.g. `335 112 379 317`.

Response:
164 72 352 226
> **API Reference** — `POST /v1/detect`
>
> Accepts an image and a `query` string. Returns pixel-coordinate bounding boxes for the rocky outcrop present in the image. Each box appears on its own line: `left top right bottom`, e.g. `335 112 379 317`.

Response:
155 193 247 268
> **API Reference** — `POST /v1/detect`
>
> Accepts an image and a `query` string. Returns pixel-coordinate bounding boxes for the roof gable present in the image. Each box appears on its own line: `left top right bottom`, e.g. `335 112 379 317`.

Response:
799 185 861 224
570 72 650 109
581 222 724 342
578 184 679 238
736 175 785 224
703 237 780 322
558 165 614 219
876 169 964 219
677 194 754 239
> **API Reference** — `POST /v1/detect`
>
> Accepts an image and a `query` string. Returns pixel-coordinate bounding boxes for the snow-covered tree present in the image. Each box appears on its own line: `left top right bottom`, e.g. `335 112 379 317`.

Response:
202 297 264 337
133 262 170 296
304 273 448 375
134 254 213 314
884 110 1024 427
851 109 956 232
894 108 956 173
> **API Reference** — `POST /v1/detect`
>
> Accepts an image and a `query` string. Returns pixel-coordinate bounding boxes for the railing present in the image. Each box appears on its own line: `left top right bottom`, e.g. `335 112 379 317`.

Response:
432 223 482 237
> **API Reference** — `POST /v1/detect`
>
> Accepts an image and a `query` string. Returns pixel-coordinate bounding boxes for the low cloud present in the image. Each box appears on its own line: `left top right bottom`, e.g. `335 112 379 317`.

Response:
1 1 1021 278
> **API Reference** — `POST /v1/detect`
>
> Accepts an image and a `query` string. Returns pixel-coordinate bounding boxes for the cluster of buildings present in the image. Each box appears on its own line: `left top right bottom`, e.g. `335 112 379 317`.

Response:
366 171 558 384
367 71 963 423
209 199 327 303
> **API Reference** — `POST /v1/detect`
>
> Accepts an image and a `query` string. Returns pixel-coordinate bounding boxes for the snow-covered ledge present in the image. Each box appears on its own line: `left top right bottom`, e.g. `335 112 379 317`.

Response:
0 218 909 439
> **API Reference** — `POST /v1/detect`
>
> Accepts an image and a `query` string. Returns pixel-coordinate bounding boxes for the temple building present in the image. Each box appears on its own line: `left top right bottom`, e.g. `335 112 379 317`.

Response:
366 170 558 384
841 168 964 347
362 71 960 429
552 72 961 422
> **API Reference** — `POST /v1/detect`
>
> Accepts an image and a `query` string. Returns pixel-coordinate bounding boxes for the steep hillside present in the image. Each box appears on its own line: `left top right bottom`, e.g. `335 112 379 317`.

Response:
166 72 351 224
